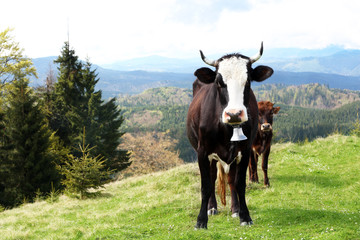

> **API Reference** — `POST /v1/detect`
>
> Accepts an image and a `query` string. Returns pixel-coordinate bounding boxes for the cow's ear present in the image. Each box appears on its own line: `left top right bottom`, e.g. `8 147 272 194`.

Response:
194 67 216 83
273 106 280 114
251 66 273 82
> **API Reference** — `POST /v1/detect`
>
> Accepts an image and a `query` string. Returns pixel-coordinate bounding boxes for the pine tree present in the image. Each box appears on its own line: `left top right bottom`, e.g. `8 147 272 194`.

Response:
0 103 10 205
52 42 83 147
73 60 102 146
0 76 59 207
52 42 130 173
97 98 131 171
57 128 113 199
80 61 131 171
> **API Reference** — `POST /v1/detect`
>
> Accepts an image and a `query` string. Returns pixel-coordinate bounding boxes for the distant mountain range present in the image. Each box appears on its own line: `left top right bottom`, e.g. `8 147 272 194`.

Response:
265 50 360 76
31 57 193 97
101 46 360 76
30 47 360 96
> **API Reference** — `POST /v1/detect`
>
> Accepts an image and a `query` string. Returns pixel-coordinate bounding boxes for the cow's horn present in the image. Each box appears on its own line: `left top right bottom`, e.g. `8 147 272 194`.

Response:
250 42 263 63
200 50 218 67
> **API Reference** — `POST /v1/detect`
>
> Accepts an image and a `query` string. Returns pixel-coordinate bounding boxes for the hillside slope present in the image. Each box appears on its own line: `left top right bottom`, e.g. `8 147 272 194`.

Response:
1 135 359 239
118 84 360 109
255 83 360 109
117 87 192 107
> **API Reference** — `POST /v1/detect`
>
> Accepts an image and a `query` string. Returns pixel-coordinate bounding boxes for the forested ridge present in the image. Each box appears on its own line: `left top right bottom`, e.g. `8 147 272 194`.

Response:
273 102 360 142
117 84 360 109
117 84 360 161
117 87 192 107
255 83 360 109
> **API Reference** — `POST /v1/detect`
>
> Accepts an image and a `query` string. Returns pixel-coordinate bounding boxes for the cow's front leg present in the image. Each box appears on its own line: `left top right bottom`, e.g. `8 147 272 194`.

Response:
207 159 218 215
228 166 240 217
236 149 253 226
196 150 212 229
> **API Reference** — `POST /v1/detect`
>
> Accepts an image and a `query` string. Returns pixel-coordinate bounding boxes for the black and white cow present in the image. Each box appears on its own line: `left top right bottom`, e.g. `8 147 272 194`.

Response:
187 43 273 228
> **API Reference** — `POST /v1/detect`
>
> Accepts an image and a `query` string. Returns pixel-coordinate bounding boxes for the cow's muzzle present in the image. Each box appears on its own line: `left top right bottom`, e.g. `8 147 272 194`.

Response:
224 109 245 125
260 123 272 132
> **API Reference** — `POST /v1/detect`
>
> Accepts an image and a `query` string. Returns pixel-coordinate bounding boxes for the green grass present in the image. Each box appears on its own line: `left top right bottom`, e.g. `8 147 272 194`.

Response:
1 134 359 239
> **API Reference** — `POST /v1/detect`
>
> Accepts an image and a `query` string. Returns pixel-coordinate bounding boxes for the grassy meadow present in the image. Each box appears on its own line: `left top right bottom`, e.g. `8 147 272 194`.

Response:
0 134 359 239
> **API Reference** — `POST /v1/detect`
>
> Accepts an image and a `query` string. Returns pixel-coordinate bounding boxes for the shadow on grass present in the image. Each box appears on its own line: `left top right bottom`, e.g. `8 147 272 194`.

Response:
96 192 113 198
67 191 114 200
254 207 359 227
273 174 344 188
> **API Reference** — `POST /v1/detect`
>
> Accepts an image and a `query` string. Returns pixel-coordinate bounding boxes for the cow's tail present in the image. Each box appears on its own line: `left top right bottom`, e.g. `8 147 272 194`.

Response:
216 161 226 206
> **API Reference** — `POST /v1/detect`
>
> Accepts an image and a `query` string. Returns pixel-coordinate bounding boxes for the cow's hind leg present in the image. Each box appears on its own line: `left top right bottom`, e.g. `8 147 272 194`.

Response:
262 147 271 187
196 149 212 229
236 150 253 226
248 150 259 183
207 160 218 215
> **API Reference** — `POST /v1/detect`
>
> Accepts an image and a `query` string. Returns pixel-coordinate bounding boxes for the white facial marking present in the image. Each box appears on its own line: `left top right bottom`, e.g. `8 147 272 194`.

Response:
217 57 249 124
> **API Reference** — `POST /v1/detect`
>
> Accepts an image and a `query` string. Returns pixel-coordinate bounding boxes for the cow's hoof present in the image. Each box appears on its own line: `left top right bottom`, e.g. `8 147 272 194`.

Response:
195 222 208 229
231 212 239 218
240 221 253 226
207 208 218 216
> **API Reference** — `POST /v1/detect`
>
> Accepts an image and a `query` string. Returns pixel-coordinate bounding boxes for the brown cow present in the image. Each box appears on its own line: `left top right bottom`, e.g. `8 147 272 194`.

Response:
249 101 280 186
187 43 273 228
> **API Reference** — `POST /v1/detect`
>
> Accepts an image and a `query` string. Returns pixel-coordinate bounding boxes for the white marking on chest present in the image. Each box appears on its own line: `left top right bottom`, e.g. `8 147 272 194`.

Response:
208 152 242 174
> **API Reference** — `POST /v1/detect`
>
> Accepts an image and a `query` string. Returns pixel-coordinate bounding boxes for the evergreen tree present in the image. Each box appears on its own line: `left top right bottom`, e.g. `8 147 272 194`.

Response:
57 128 113 199
0 105 10 204
52 42 130 173
52 42 83 147
79 61 130 171
73 60 102 145
0 76 59 207
97 98 131 171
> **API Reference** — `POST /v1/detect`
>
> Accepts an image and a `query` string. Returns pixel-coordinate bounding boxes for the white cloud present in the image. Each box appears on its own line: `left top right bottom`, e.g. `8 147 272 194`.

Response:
236 0 360 49
1 0 360 64
202 0 360 52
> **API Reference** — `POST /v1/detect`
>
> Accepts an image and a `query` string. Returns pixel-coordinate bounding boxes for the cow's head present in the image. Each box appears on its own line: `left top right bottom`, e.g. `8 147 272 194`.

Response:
197 42 273 125
258 101 280 133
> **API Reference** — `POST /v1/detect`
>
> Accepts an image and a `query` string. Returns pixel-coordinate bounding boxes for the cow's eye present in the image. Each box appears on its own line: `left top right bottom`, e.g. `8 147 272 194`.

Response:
215 74 226 88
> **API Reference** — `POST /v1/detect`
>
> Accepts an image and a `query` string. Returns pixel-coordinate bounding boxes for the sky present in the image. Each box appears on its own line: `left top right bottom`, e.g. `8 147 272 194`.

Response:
2 0 360 65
